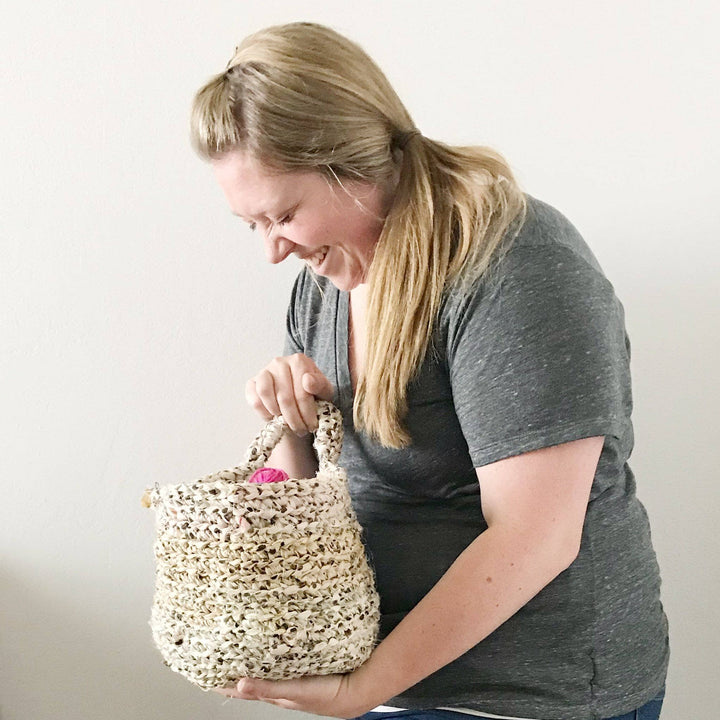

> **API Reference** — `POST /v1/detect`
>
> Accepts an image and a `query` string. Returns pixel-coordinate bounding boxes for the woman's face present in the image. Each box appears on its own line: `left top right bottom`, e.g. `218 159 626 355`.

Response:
212 150 391 292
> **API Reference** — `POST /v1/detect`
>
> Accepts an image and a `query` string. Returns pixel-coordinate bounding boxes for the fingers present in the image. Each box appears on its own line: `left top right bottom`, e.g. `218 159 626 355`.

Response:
302 370 334 401
232 678 306 709
246 354 333 434
245 374 275 421
215 678 294 702
214 687 299 710
218 674 353 716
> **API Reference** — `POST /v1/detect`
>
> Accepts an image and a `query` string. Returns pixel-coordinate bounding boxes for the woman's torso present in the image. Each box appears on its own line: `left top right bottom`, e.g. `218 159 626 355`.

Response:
282 195 669 719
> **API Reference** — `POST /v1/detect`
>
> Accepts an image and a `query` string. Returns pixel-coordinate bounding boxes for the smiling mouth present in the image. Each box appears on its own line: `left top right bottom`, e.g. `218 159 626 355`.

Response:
303 247 328 270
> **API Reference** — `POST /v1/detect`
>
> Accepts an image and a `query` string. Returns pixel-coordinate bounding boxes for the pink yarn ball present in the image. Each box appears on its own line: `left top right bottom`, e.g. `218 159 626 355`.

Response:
248 467 290 484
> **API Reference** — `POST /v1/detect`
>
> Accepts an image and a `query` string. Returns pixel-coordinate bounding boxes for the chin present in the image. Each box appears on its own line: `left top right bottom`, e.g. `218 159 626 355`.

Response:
329 278 356 292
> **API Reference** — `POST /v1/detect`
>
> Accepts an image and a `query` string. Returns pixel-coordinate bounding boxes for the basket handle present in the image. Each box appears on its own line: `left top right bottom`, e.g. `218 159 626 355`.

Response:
242 399 343 475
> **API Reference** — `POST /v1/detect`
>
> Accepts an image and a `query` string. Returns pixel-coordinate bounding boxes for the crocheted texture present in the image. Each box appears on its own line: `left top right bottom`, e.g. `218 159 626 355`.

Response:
147 401 380 690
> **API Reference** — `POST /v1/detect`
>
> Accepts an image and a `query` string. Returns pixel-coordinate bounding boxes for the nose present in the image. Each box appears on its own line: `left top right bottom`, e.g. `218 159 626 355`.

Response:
264 234 295 264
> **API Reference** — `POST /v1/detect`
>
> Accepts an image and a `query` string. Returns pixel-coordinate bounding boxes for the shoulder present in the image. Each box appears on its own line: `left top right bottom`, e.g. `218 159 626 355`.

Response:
450 195 613 305
441 196 620 351
509 194 605 271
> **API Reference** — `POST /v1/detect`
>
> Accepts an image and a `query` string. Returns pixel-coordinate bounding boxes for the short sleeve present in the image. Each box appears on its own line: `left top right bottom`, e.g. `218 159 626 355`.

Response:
283 270 306 355
446 244 632 467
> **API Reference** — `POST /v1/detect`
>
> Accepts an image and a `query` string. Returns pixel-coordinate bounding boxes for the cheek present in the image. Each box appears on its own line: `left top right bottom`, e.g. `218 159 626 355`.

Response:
300 218 334 247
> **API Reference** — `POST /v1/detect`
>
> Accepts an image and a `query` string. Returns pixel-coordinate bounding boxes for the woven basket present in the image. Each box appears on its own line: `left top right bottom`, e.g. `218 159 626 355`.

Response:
145 400 380 689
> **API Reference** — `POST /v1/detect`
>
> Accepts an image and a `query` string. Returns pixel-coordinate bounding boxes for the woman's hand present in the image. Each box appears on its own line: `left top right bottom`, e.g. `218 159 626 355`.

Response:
215 672 374 719
246 353 334 434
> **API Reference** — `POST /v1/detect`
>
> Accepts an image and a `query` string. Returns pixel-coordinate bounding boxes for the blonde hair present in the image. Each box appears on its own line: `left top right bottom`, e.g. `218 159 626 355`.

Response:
192 22 527 448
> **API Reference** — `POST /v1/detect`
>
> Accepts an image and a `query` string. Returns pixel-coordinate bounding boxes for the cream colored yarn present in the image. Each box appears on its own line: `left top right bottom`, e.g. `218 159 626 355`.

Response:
146 401 380 690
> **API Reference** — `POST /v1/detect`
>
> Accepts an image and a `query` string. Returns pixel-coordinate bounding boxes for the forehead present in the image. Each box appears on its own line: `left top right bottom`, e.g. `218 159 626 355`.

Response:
211 150 320 219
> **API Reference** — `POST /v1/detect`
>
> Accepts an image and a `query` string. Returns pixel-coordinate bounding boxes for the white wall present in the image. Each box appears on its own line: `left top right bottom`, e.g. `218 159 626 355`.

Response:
1 1 718 718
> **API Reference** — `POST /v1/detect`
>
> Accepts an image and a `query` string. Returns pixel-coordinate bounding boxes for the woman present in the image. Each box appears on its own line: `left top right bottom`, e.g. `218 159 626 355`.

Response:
191 22 669 720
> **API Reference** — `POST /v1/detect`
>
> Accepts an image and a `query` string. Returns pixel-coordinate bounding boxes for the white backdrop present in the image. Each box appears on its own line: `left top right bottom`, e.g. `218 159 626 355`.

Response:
2 2 718 719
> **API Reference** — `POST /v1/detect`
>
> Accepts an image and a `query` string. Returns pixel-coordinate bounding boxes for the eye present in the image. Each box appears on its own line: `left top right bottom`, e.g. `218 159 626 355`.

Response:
248 222 257 232
276 214 292 226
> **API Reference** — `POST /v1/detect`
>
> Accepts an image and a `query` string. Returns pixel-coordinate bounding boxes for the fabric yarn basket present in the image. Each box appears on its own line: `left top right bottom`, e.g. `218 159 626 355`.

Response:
145 400 380 690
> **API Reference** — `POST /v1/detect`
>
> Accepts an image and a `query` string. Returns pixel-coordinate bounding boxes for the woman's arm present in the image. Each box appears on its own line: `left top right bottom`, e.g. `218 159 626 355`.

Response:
265 431 318 479
350 434 603 709
220 434 603 717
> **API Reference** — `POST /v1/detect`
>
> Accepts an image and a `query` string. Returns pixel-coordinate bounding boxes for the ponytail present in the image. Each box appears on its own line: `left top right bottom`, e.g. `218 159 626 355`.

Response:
356 133 526 447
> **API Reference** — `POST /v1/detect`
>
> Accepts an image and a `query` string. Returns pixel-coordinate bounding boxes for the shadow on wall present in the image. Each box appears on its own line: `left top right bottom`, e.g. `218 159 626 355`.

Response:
0 563 304 720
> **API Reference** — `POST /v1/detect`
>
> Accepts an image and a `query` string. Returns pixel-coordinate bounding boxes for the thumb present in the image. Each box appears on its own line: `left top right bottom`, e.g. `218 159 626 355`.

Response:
235 677 270 698
301 371 334 401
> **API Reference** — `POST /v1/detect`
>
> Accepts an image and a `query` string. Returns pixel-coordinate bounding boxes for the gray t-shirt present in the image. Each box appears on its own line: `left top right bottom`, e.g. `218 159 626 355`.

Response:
283 195 669 720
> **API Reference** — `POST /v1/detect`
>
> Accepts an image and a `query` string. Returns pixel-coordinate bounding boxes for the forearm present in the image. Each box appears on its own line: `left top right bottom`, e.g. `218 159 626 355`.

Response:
265 431 318 479
351 524 577 711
